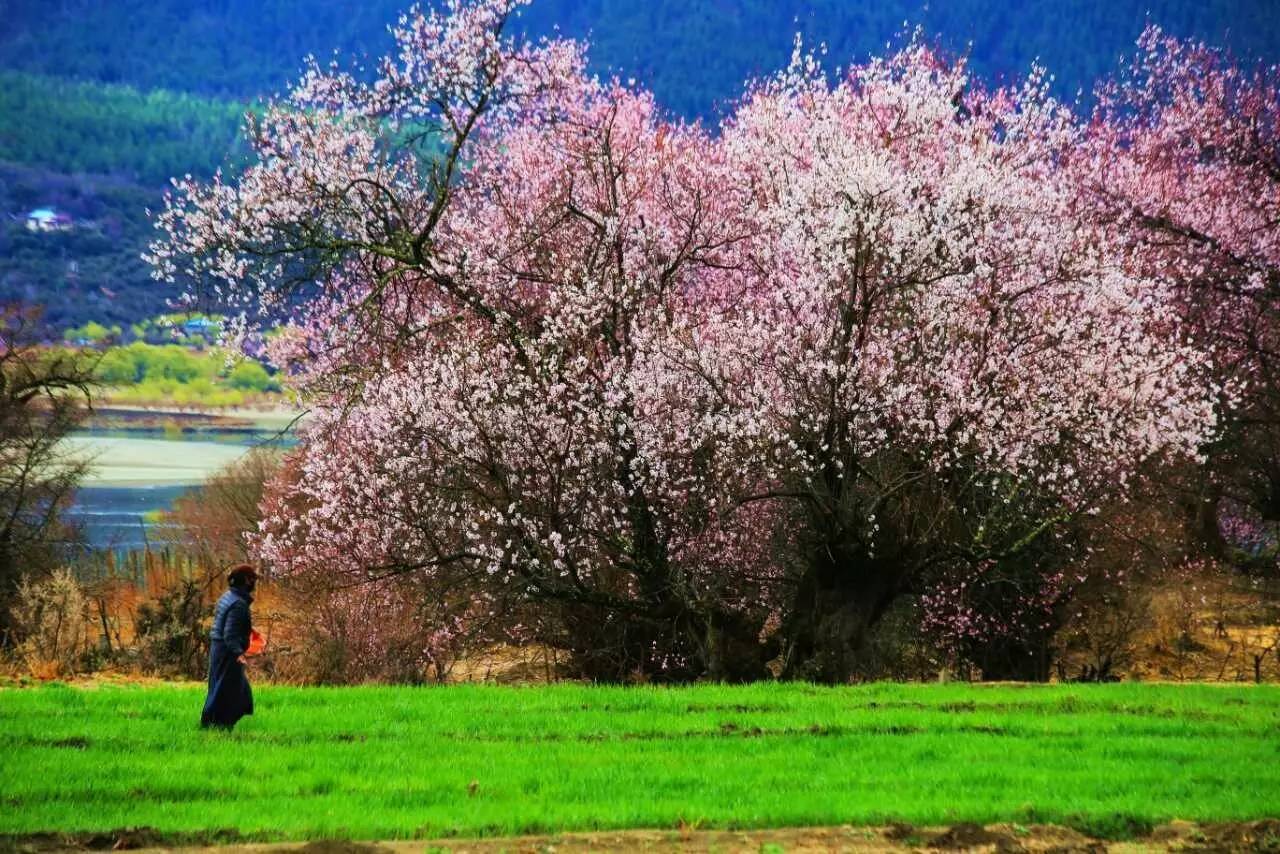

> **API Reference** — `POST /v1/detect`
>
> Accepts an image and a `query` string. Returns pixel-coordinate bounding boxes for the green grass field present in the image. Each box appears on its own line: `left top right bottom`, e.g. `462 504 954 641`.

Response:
2 682 1278 844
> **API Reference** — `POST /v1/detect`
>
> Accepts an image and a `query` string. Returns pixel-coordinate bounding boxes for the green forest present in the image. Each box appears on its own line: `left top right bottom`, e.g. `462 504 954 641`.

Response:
4 0 1279 116
90 341 282 407
0 72 247 184
37 311 284 407
0 73 249 332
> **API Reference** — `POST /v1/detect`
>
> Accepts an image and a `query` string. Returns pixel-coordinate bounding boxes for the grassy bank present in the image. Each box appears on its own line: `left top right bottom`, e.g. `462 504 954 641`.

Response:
1 683 1278 843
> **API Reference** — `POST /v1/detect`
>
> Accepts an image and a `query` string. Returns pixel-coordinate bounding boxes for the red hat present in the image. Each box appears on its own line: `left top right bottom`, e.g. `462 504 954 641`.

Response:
227 564 259 585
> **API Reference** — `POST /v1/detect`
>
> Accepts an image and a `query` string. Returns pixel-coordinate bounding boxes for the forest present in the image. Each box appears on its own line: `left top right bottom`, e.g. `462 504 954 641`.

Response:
0 72 247 184
4 0 1280 116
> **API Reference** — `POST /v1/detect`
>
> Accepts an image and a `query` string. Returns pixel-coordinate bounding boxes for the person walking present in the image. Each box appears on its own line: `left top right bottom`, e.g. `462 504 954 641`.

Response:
200 564 258 730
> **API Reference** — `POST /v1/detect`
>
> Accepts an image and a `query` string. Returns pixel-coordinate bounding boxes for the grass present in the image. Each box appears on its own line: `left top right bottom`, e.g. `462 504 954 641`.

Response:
1 682 1278 843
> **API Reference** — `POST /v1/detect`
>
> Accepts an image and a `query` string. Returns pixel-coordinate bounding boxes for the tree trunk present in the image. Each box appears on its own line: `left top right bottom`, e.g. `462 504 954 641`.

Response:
0 544 18 650
701 609 775 683
1184 474 1226 558
974 635 1054 682
781 545 903 683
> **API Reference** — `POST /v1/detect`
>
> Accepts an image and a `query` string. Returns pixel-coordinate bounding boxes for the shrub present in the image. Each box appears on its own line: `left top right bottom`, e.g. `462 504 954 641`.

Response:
11 569 91 677
132 573 210 679
226 359 274 392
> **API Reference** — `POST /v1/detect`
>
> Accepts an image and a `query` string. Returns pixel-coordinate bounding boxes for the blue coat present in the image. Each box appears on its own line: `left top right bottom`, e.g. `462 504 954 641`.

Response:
200 587 254 729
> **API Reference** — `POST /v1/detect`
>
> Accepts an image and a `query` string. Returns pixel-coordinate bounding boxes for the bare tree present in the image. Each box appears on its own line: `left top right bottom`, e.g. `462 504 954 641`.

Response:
0 306 96 648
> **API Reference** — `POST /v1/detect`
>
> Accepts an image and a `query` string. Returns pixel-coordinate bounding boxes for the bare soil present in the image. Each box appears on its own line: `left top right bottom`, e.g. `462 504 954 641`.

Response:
5 821 1280 853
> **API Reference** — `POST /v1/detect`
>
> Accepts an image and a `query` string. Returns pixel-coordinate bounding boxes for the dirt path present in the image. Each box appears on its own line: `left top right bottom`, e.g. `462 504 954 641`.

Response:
8 821 1280 853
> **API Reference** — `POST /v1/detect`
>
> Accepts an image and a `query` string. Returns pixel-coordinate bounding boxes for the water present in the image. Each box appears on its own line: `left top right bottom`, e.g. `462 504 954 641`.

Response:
62 411 299 553
69 484 190 551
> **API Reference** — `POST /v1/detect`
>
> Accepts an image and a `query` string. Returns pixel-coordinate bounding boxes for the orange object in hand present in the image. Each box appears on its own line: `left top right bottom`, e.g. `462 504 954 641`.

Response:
247 629 266 656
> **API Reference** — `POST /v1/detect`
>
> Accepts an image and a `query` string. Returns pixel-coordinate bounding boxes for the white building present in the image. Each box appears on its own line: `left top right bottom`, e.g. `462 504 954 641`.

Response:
26 207 73 232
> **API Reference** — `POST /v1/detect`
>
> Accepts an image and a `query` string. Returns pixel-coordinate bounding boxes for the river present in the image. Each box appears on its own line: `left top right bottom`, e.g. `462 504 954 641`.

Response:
63 408 301 552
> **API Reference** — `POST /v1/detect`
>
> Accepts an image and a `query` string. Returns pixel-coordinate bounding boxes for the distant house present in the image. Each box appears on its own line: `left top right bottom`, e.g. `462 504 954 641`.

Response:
26 207 73 232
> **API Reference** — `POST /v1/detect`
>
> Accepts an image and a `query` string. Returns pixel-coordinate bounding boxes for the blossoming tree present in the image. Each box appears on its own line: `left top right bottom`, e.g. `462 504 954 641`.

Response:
153 0 783 679
715 41 1218 679
1082 27 1280 562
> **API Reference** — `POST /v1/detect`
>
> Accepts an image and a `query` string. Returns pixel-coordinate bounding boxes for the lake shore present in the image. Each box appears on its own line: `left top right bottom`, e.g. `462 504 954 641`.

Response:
64 435 256 486
62 405 304 547
88 402 309 431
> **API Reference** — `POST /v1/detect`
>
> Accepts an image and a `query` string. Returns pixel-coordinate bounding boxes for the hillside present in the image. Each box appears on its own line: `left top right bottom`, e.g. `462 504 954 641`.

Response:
0 75 248 332
5 0 1280 118
0 163 166 331
0 72 247 184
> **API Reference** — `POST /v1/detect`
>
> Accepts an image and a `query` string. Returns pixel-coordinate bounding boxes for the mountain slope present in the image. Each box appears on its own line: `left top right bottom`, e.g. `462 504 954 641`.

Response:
3 0 1279 119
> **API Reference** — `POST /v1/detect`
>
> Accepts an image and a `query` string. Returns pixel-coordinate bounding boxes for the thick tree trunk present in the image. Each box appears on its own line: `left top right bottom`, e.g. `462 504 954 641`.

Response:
0 544 17 650
701 609 775 682
1186 478 1226 558
780 545 904 683
973 636 1054 682
556 591 773 683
